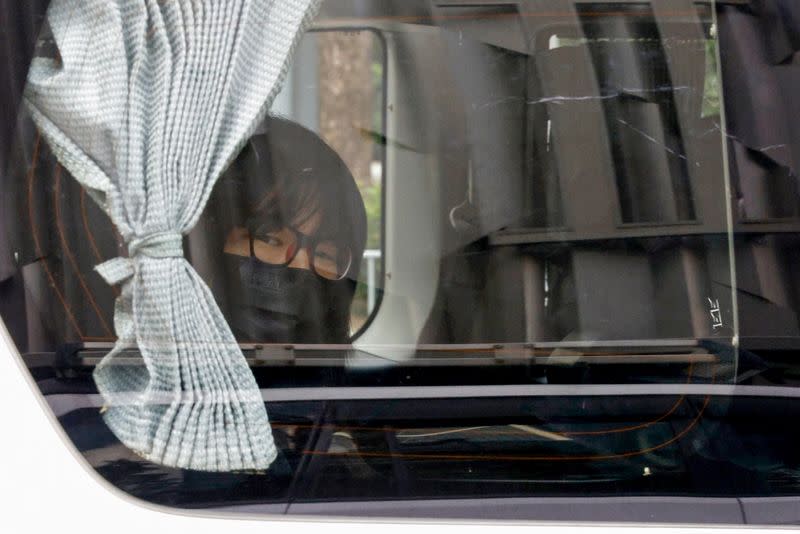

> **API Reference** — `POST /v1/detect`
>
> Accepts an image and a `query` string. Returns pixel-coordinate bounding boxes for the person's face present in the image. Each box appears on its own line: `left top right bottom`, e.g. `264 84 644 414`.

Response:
223 211 353 281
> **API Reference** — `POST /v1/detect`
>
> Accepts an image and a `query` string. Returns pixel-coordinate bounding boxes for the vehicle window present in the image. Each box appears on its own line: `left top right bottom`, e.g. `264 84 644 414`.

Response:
3 0 800 526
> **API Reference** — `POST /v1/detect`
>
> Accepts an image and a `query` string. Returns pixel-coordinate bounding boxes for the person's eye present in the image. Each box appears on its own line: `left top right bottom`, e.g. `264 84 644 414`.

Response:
315 250 337 262
262 234 283 247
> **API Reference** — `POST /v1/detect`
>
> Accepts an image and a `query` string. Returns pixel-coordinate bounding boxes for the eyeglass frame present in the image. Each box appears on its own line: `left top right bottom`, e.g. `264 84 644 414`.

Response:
245 220 354 281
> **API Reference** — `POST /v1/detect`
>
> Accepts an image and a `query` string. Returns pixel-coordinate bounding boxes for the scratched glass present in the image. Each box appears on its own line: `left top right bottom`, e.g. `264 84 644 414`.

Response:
4 0 800 526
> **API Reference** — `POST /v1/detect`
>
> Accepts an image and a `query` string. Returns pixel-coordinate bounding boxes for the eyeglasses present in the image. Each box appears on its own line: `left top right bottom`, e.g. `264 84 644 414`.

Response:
246 223 353 281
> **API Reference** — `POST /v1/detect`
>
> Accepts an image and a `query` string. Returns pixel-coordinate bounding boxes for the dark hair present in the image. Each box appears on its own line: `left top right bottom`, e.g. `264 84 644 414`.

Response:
213 115 368 283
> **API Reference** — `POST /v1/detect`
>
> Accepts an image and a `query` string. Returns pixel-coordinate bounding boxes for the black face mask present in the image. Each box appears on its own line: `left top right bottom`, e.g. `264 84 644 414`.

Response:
221 253 354 344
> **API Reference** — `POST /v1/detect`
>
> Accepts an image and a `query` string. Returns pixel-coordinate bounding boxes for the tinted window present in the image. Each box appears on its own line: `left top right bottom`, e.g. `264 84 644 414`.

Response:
3 0 800 526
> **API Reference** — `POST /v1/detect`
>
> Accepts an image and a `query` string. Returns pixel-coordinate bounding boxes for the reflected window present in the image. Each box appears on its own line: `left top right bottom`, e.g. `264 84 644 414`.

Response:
541 3 714 224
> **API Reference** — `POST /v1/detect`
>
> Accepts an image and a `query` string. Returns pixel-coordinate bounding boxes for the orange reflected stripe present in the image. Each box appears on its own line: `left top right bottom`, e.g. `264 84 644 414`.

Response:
54 164 114 337
273 393 686 438
79 188 120 298
273 362 699 438
297 366 716 461
561 362 694 436
27 134 84 339
79 189 104 263
300 394 711 462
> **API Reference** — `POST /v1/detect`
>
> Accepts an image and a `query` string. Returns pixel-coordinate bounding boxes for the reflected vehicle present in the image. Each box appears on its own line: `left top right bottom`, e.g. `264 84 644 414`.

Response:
3 0 800 527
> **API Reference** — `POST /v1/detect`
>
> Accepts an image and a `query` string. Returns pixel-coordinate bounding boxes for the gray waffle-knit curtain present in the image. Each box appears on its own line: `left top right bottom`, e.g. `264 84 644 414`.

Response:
24 0 321 471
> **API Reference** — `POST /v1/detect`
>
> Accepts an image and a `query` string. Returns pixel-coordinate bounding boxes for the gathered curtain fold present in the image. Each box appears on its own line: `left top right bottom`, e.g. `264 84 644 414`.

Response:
24 0 321 471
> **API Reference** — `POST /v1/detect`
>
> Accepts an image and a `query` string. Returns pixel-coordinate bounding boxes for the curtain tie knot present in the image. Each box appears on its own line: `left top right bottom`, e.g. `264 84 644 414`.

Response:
95 232 184 285
128 232 184 258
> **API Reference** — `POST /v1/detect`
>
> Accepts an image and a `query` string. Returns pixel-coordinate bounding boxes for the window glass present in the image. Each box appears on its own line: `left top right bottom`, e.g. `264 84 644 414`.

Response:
272 29 386 334
3 0 800 525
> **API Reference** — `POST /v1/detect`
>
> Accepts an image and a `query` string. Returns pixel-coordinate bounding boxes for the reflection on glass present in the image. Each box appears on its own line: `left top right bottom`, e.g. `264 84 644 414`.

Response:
273 30 386 333
4 0 800 521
